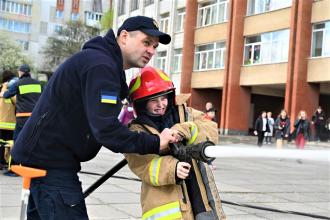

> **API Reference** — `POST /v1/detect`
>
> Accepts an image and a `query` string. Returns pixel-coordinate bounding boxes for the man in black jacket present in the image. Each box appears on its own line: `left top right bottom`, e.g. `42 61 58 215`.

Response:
9 16 178 219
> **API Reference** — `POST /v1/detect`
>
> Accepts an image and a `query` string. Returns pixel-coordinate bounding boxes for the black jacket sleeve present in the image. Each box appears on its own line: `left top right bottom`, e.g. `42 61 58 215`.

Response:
82 65 160 155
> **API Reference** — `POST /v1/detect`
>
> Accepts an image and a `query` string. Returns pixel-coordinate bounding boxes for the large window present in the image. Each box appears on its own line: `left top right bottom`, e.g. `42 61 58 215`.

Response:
198 0 228 27
118 0 126 16
156 51 167 71
0 1 32 16
175 8 185 32
0 18 30 33
247 0 291 15
173 48 182 73
311 21 330 57
194 42 226 71
244 29 289 65
160 13 169 33
130 0 139 11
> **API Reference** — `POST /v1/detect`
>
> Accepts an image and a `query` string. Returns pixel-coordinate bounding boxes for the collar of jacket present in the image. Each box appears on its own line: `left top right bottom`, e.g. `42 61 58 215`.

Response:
19 73 31 79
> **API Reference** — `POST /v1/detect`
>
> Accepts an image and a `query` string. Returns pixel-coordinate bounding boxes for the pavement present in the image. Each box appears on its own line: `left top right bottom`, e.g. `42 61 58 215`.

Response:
0 138 329 220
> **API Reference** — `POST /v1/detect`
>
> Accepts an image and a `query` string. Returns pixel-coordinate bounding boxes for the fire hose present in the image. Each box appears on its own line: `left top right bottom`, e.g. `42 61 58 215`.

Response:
82 141 330 219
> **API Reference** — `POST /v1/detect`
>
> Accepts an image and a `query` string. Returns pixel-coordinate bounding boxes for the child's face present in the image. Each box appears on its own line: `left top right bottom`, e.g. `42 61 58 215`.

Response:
146 95 168 116
207 111 215 119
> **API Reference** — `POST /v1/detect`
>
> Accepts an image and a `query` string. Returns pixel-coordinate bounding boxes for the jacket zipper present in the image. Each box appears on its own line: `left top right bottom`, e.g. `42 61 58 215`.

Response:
28 111 48 140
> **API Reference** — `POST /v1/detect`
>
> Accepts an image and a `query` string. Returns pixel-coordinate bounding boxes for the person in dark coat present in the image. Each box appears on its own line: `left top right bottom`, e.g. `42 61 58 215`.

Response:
294 110 310 149
274 109 291 149
254 111 270 147
312 106 326 142
8 16 178 219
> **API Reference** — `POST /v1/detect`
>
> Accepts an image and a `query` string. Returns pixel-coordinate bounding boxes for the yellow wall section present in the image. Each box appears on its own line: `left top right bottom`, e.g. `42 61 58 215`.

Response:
307 57 330 82
244 7 291 36
240 63 287 85
195 23 227 45
311 0 330 23
191 70 224 88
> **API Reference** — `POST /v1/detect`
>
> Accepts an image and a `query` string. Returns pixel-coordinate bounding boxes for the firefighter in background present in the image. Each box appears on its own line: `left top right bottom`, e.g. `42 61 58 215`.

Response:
0 70 17 169
0 64 42 176
125 67 226 219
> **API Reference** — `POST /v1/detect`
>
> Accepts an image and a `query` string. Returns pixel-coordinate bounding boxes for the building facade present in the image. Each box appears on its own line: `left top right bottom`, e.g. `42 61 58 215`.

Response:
0 0 111 74
114 0 330 134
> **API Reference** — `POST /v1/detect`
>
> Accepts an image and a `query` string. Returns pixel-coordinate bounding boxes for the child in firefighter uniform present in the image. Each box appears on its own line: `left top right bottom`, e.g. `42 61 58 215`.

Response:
125 67 226 220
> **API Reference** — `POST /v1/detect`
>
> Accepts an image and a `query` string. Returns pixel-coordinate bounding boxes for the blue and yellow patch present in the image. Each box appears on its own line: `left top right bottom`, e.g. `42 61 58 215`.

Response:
101 91 117 104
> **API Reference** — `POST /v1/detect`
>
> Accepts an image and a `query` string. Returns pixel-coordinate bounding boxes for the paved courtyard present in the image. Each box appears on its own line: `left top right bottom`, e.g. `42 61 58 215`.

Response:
0 142 329 219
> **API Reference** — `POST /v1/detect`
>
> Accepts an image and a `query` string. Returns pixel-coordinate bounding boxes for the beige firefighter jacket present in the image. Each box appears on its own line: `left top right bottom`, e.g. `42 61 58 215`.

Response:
125 94 226 220
0 83 16 131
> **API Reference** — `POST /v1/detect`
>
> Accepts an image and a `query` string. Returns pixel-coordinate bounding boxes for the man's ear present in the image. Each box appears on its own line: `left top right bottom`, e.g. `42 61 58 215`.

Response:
118 30 129 46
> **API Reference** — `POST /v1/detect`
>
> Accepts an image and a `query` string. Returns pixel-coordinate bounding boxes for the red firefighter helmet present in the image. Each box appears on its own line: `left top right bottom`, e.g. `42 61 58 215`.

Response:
128 66 175 102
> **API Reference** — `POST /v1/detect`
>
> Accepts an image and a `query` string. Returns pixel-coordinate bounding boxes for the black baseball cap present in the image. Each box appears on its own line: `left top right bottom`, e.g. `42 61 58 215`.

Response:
117 16 171 45
19 64 30 73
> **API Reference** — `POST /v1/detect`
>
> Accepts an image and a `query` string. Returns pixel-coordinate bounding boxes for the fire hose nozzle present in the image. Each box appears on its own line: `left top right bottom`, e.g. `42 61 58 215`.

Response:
170 141 215 163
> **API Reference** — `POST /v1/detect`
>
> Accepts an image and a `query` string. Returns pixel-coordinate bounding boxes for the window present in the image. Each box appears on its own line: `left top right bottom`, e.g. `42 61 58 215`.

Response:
16 40 29 51
0 1 32 16
244 29 289 65
198 0 228 27
311 21 330 57
173 48 182 73
71 13 79 21
144 0 154 6
130 0 139 11
85 11 102 21
194 42 226 71
247 0 291 15
56 10 63 19
156 51 167 71
118 0 126 15
54 25 63 34
160 13 169 33
0 17 30 33
176 8 185 32
40 21 48 35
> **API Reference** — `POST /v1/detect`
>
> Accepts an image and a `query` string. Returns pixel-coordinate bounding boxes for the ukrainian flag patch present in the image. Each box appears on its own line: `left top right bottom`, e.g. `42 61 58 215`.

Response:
101 91 117 104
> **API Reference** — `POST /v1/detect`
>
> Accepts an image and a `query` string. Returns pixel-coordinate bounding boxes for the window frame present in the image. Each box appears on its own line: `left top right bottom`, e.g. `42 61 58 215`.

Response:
311 21 330 58
198 0 228 27
156 50 167 71
243 29 290 66
175 8 185 33
194 42 226 71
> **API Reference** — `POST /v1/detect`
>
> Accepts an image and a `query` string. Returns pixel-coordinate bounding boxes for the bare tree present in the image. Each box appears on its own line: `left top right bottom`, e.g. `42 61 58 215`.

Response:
42 21 99 71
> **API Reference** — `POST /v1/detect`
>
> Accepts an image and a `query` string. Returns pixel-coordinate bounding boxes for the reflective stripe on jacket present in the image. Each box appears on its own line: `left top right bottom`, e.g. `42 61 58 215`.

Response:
125 94 226 220
0 83 16 130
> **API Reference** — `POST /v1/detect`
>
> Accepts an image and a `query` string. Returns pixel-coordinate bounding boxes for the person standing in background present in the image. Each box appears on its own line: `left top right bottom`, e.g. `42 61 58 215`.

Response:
118 100 135 125
254 111 270 147
294 110 310 149
326 117 330 142
312 106 326 142
0 70 17 170
274 109 291 149
264 111 274 144
205 102 213 112
0 65 42 176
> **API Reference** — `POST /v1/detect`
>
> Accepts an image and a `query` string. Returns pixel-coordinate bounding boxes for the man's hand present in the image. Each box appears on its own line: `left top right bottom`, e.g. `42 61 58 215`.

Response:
176 162 190 179
159 128 180 152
